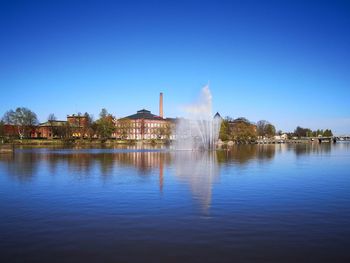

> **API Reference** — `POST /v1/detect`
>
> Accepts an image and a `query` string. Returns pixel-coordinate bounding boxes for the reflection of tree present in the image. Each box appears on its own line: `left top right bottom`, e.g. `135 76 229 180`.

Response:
1 149 173 181
217 145 276 165
288 143 332 156
173 151 220 214
0 152 39 181
256 145 276 160
217 143 335 164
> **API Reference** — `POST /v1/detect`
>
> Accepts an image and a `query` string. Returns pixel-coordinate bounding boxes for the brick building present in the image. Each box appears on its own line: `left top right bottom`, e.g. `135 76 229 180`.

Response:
33 115 89 139
115 93 176 140
115 109 174 140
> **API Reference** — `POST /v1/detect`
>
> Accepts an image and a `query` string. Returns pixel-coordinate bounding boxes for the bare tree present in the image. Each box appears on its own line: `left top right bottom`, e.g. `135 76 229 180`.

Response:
82 112 95 139
48 113 56 122
2 107 38 139
257 120 276 138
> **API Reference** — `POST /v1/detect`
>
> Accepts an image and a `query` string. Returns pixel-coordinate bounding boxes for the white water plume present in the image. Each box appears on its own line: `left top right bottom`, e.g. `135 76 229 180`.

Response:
175 84 221 150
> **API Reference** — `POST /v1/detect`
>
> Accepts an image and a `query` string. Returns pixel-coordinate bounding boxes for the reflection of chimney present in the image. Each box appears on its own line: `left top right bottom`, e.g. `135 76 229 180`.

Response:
159 92 163 118
159 156 163 193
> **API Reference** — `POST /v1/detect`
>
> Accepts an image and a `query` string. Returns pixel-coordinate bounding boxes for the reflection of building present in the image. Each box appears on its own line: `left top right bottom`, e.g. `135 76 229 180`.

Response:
0 148 221 212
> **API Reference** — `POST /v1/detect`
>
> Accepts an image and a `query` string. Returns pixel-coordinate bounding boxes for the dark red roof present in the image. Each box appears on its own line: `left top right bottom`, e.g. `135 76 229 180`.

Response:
123 109 163 120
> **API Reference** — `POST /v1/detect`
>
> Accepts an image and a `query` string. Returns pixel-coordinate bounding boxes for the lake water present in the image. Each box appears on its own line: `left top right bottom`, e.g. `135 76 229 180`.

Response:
1 143 350 263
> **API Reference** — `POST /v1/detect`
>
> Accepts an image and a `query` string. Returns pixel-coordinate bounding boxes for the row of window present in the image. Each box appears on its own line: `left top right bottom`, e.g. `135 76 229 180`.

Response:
116 128 166 134
116 122 168 128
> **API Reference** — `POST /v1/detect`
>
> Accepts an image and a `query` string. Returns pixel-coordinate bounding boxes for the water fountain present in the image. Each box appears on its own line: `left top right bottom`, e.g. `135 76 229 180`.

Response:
175 85 222 150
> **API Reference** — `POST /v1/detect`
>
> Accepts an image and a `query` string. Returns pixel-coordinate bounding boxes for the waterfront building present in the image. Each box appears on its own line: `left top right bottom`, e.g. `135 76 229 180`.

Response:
114 93 175 140
33 114 89 139
3 124 22 138
115 109 174 140
35 120 67 139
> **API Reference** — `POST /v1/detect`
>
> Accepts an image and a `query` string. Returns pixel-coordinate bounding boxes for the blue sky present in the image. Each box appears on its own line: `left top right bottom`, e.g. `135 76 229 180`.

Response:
1 0 350 134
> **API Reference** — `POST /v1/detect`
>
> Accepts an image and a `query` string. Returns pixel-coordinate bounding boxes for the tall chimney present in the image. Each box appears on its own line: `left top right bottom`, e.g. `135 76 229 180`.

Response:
159 92 163 118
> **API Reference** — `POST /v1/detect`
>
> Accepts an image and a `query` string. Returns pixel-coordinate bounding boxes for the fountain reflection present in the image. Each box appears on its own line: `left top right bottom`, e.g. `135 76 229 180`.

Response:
0 144 341 211
172 151 220 213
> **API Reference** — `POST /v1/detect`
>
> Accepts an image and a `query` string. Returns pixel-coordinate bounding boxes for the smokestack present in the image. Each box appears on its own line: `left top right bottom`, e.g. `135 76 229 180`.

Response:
159 92 163 118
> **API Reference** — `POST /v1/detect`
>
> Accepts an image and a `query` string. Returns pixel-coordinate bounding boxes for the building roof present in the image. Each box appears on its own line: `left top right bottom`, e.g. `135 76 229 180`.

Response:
39 120 80 128
39 121 67 127
67 115 87 118
214 112 222 119
123 109 164 120
165 117 177 123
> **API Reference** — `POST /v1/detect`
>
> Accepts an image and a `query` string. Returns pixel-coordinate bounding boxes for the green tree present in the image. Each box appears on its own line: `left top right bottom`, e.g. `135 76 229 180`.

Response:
294 126 312 138
305 129 312 137
2 107 38 139
323 129 333 137
219 119 230 141
96 109 115 140
265 123 276 138
230 118 257 142
257 120 276 138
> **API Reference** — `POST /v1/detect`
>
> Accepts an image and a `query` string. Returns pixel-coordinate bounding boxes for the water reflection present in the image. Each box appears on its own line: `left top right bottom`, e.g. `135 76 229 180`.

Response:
173 151 220 213
217 144 276 165
288 143 332 156
1 143 349 263
0 143 343 207
0 152 39 181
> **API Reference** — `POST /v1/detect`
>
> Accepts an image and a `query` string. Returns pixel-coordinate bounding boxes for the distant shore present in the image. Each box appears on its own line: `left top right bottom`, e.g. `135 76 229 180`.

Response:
0 138 169 147
0 137 338 148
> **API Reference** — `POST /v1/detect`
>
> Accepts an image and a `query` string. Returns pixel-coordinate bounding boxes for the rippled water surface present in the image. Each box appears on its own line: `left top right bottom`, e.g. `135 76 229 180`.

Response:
1 143 350 263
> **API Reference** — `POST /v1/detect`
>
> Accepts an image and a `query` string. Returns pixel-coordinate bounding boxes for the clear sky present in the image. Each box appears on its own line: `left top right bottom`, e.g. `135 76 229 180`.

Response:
1 0 350 134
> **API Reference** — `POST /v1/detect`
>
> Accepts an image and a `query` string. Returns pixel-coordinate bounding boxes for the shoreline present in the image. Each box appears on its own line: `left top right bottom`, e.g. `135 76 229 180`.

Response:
0 138 337 147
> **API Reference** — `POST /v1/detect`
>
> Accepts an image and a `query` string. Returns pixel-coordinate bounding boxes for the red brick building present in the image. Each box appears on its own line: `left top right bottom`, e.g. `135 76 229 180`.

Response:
32 115 89 139
114 92 175 140
115 109 174 140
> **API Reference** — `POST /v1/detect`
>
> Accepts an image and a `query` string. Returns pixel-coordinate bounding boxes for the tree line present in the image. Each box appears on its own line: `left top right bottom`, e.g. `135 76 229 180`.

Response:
218 116 334 142
0 107 171 141
292 126 333 138
0 107 116 140
219 117 277 142
0 107 334 141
